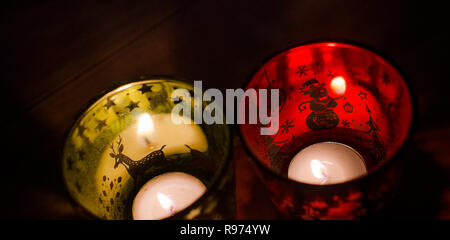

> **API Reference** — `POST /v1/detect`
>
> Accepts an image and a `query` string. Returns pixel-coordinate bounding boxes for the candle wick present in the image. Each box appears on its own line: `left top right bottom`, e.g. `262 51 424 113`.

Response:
144 137 151 146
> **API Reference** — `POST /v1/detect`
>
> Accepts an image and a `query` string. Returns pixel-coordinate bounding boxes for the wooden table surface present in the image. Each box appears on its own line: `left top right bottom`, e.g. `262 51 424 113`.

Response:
2 0 449 219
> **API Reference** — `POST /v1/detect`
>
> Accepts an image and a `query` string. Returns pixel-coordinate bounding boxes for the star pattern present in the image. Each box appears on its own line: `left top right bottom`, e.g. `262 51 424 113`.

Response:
126 100 140 111
95 119 107 131
358 91 367 100
280 119 295 134
296 65 309 77
138 84 153 94
104 98 116 109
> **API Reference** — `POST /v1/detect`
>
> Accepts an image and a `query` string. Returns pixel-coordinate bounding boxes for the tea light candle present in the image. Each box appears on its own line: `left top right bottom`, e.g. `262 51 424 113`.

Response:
132 172 206 220
287 142 367 185
96 112 209 218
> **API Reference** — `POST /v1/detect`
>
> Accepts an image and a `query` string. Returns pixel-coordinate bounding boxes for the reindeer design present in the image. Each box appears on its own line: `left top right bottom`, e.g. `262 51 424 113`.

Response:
109 136 166 189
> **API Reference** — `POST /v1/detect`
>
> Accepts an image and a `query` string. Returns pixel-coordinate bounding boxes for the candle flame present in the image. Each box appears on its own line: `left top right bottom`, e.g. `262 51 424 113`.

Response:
157 193 176 213
330 76 346 95
137 113 154 145
311 159 328 184
138 113 154 133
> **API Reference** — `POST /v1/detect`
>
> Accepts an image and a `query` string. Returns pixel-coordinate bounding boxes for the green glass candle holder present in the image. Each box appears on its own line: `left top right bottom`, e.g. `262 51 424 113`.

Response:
62 76 231 220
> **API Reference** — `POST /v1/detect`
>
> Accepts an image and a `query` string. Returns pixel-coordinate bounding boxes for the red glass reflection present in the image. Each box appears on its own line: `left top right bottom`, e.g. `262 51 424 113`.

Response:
240 42 412 176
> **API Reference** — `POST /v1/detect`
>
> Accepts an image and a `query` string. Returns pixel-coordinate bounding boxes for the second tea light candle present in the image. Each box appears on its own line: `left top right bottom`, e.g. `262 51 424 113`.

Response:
132 172 206 220
287 142 367 185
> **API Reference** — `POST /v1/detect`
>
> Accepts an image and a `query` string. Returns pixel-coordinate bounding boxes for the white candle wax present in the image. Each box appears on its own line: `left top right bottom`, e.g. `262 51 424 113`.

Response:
114 113 208 160
287 142 367 185
132 172 206 220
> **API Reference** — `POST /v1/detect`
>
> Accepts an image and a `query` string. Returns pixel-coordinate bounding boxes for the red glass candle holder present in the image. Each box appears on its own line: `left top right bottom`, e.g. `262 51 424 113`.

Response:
239 42 413 219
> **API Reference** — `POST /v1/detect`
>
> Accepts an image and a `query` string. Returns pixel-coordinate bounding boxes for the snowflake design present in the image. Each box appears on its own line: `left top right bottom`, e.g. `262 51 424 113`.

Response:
299 87 305 94
296 65 309 77
280 119 295 134
341 119 350 127
327 70 337 78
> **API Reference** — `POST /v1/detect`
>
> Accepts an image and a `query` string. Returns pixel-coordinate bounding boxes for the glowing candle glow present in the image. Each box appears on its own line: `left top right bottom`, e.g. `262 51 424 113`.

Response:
108 113 208 162
288 142 367 185
137 113 154 146
156 193 176 213
330 76 346 95
132 172 206 220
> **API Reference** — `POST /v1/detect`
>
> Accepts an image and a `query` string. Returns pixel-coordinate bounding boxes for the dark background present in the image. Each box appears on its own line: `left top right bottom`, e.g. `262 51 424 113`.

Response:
1 0 449 219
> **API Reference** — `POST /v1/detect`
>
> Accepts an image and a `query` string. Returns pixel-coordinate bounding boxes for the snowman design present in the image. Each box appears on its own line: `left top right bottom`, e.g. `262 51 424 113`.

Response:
298 79 341 130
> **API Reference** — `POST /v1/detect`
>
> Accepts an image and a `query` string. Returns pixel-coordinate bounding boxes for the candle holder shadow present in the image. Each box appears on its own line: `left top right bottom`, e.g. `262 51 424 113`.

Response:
239 41 413 219
62 77 231 220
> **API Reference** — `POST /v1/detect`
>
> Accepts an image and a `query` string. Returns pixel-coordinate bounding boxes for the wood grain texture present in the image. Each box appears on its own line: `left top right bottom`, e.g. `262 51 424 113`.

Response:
27 0 423 142
3 0 191 110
